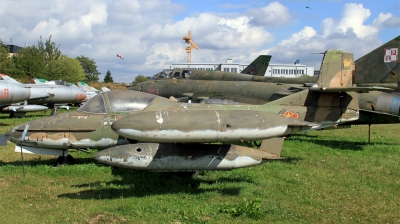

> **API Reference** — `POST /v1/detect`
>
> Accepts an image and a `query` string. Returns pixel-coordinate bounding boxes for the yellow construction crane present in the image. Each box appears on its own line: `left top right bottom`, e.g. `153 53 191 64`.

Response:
182 31 199 63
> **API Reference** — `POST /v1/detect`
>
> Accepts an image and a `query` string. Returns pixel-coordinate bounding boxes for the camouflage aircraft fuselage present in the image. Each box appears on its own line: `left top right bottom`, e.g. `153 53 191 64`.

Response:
7 86 359 151
129 79 400 120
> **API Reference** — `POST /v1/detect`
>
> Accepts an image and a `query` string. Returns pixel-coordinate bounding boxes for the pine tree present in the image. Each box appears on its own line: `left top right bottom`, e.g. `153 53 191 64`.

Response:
104 70 114 83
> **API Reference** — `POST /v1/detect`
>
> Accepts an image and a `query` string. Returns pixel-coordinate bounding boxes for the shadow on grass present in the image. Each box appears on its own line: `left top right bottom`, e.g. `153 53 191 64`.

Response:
264 157 303 164
1 157 97 167
285 134 398 151
58 168 251 199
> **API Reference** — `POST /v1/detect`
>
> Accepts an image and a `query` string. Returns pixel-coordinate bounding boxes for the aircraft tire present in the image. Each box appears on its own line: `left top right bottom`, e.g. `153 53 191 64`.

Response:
9 112 26 118
54 155 76 167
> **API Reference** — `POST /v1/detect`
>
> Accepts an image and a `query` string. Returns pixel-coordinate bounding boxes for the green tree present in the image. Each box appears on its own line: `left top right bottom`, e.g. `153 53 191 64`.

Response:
76 55 100 82
132 74 150 84
11 46 46 78
0 40 13 74
46 55 85 83
37 35 62 67
104 70 114 83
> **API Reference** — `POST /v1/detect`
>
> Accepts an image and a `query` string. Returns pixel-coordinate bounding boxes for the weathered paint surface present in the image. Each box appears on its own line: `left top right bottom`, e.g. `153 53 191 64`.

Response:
129 49 400 124
4 50 371 167
93 143 277 171
355 35 400 86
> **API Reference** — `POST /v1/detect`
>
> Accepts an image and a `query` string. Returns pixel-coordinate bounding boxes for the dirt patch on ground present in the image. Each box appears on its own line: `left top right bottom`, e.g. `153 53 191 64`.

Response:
88 213 129 224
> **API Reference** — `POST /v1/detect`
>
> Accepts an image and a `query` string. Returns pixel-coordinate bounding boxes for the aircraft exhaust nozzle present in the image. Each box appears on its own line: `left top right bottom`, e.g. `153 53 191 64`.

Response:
93 143 278 171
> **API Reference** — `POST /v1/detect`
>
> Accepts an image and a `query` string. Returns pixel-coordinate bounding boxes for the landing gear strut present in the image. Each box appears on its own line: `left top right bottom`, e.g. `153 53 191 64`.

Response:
51 104 57 116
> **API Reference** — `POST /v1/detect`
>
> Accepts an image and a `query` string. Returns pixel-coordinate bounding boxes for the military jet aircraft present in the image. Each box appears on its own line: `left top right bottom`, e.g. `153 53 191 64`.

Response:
147 55 271 82
6 49 386 170
0 74 87 117
143 36 399 89
0 81 48 115
128 36 400 123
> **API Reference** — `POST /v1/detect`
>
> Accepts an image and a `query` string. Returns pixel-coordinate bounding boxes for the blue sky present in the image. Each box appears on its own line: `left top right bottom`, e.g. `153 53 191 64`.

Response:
0 0 399 83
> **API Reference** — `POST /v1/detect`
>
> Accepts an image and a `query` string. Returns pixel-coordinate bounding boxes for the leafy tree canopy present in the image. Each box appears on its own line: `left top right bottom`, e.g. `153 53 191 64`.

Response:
11 46 46 78
76 55 100 82
47 55 85 83
132 74 150 84
0 40 13 74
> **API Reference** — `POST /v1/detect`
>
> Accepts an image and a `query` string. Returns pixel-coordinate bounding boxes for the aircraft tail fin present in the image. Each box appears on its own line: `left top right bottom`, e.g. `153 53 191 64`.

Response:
78 81 99 92
241 55 271 76
355 36 400 84
77 81 89 91
33 78 48 84
265 50 361 125
0 74 21 84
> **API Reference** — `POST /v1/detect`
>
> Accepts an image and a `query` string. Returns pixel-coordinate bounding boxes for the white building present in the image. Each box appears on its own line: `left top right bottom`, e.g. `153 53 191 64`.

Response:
170 59 315 77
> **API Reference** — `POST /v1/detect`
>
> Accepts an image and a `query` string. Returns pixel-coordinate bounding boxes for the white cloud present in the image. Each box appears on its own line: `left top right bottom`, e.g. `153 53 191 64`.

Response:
279 26 317 47
321 3 378 38
247 2 293 26
372 12 400 29
0 0 398 82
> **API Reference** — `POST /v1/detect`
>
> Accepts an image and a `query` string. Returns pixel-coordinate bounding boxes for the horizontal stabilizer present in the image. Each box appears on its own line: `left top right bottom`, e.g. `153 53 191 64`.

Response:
350 109 400 124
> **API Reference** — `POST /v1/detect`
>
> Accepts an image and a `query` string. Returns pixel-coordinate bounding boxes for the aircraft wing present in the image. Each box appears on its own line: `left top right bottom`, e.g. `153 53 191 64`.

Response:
309 86 393 93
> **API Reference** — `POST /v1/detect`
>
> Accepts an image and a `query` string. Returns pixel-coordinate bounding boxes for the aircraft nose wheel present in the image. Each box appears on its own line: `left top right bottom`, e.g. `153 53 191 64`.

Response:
54 155 75 167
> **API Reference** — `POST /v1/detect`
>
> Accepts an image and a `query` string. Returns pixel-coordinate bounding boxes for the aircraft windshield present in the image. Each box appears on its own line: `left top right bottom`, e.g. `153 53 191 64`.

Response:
150 70 172 80
78 94 106 113
106 90 158 112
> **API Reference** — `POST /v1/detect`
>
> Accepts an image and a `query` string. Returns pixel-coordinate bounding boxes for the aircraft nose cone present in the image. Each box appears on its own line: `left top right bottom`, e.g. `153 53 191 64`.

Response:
5 124 24 143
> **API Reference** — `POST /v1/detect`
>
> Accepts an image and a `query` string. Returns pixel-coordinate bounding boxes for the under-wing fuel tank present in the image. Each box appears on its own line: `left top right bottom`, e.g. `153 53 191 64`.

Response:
93 142 281 171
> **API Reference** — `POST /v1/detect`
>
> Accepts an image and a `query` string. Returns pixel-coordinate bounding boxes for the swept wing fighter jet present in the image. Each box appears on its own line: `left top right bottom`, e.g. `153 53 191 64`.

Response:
6 49 385 171
0 74 87 117
148 55 271 82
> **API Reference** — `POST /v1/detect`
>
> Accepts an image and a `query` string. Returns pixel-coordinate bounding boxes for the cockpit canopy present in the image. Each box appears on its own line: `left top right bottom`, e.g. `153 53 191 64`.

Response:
78 90 158 114
150 69 191 80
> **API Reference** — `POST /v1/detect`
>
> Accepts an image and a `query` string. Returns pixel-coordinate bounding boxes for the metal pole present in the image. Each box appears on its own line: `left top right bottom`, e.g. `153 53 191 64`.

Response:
368 124 371 144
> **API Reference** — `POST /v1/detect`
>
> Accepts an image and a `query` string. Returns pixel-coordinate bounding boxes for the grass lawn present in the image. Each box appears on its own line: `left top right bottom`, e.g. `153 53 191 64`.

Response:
0 111 399 223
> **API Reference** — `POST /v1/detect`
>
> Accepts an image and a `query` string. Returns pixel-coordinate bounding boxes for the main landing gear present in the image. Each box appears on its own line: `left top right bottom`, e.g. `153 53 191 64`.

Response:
54 155 75 167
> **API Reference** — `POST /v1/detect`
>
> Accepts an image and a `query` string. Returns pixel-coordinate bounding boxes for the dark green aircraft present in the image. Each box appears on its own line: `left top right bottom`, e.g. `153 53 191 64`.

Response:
129 36 400 124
